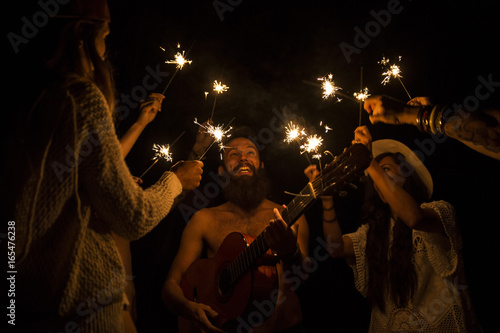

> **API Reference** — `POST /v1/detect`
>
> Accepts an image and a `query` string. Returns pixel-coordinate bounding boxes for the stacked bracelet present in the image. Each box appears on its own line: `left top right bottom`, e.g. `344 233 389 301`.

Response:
416 106 431 132
416 105 449 135
429 104 450 135
435 107 446 134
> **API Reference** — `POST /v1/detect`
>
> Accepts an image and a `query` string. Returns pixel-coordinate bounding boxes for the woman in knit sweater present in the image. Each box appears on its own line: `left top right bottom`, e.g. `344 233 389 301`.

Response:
11 1 203 331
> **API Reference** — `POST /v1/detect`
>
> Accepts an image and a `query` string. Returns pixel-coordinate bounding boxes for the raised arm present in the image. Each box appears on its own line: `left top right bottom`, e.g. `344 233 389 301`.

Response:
364 95 500 160
76 83 202 239
353 126 443 233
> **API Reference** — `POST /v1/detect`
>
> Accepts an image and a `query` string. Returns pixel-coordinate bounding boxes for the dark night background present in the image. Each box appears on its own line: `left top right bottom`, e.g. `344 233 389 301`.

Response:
6 0 500 332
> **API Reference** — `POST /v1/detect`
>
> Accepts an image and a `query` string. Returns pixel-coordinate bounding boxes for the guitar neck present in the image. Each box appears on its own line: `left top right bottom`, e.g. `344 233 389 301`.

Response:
227 183 317 285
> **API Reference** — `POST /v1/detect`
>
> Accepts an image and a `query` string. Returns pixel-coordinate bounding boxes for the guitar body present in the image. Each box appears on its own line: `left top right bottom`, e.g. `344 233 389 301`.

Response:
179 232 279 332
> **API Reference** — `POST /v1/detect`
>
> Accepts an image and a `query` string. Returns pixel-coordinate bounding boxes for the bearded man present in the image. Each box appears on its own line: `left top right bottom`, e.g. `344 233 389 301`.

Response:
162 129 310 333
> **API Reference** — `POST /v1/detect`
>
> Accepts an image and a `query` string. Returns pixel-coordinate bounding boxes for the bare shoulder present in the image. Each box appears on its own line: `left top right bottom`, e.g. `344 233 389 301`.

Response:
189 203 232 226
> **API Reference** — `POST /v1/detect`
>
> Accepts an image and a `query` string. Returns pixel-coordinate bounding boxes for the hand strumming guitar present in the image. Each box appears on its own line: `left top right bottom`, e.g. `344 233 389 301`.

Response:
182 301 223 333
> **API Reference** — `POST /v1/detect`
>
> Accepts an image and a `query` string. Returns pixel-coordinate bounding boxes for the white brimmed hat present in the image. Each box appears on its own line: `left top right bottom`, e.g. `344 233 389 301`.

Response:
372 139 433 200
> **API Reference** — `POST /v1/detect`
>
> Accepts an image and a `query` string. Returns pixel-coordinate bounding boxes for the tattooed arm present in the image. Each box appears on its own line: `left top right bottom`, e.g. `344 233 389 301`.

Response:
442 108 500 160
364 95 500 160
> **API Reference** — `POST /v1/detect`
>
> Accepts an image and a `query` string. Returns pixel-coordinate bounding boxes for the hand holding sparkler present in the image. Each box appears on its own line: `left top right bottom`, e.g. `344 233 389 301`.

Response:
190 119 215 159
363 95 417 125
170 160 204 191
137 93 165 127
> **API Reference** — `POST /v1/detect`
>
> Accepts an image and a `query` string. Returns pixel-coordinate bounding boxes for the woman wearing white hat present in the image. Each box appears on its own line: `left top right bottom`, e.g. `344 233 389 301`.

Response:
305 126 481 332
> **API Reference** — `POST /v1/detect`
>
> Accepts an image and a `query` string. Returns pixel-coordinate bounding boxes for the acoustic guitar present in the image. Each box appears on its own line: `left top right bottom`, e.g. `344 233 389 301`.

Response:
179 143 372 332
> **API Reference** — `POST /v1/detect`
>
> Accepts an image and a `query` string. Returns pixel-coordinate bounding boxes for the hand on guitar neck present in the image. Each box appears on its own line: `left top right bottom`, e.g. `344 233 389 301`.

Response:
264 206 303 263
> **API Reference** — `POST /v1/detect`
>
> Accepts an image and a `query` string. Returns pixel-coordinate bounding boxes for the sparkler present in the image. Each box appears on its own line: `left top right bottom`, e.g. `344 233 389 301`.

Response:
318 74 342 101
353 87 371 102
194 117 235 160
160 42 194 95
284 122 306 143
152 143 173 162
300 134 324 155
379 56 412 99
139 131 185 179
209 80 230 120
213 80 229 94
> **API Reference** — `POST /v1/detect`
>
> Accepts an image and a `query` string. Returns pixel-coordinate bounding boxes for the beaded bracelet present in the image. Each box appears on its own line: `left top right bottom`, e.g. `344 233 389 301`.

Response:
416 106 431 132
435 107 446 134
429 104 450 135
416 106 432 133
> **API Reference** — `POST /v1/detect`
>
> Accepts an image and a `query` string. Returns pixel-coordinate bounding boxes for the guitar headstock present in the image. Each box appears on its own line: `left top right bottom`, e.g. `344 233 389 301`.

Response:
313 143 372 197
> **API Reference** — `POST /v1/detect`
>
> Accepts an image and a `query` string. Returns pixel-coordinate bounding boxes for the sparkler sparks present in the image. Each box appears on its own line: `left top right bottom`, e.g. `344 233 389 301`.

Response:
379 56 412 99
194 119 232 143
381 64 402 85
354 87 371 102
318 74 342 100
300 134 324 154
152 143 173 162
213 80 229 94
284 122 306 143
194 117 235 160
163 44 192 70
159 42 194 94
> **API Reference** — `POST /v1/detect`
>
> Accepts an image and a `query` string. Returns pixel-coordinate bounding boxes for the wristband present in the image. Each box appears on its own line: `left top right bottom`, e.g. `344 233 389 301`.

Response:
323 205 335 211
322 214 338 223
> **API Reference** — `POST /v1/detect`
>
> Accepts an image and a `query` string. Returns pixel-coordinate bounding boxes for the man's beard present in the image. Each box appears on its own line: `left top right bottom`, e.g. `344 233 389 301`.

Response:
222 165 271 212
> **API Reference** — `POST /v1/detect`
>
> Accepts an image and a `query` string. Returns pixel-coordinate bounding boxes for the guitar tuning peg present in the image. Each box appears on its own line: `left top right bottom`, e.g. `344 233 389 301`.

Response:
338 190 348 197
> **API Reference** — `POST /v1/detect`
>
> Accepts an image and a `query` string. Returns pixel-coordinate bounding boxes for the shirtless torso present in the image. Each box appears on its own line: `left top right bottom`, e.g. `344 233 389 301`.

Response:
165 198 309 333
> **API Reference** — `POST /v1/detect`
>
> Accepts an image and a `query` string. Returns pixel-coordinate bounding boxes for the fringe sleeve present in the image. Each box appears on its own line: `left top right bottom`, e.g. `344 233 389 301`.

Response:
414 200 460 277
345 223 370 297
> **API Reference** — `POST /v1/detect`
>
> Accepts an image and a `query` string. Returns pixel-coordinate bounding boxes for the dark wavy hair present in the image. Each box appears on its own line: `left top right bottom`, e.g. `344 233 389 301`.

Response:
362 152 427 312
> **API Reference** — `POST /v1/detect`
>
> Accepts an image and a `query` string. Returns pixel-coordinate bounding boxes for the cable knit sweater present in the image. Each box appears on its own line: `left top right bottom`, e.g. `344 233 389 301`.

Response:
15 78 182 332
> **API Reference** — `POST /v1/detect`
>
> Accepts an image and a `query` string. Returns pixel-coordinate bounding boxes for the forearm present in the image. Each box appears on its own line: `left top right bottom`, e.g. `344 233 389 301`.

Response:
367 160 422 222
119 122 147 158
443 109 500 154
400 105 500 159
162 279 192 317
321 198 345 258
